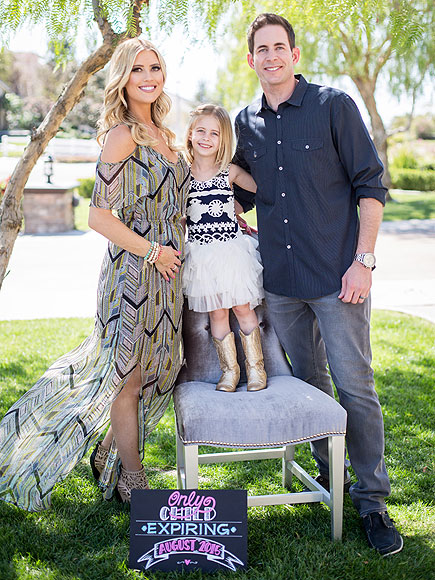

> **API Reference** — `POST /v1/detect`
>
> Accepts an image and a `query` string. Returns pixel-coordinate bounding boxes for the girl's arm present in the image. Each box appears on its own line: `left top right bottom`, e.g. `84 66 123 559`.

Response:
228 163 257 193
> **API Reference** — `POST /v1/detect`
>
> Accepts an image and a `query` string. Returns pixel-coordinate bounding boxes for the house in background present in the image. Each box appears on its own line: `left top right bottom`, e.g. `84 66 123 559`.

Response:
166 91 198 145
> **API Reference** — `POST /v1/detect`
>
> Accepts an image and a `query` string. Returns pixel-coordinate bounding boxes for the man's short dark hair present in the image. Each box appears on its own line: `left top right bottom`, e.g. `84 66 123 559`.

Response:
247 13 296 54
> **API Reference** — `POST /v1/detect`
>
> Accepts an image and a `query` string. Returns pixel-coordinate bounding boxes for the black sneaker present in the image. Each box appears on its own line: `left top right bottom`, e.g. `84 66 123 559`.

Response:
314 474 352 493
362 511 404 556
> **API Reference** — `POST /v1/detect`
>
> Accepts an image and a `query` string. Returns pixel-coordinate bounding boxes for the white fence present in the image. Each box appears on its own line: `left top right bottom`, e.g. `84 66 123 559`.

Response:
1 135 100 161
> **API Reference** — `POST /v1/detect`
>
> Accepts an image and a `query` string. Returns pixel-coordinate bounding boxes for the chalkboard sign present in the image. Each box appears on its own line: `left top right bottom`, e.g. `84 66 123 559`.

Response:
129 489 247 572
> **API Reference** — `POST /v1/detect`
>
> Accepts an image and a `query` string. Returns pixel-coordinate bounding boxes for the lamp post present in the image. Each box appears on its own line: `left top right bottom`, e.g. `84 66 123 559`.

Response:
44 154 54 184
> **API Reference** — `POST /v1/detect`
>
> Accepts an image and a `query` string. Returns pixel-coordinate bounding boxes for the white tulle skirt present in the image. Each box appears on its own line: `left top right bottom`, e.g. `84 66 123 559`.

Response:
183 232 264 313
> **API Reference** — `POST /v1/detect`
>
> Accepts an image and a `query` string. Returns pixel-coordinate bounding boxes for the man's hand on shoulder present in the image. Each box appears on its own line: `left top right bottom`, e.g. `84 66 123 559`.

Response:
101 124 136 163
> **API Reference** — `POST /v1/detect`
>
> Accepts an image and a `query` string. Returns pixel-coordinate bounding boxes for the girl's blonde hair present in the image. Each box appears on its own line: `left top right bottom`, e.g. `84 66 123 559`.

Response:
185 104 234 172
97 37 176 150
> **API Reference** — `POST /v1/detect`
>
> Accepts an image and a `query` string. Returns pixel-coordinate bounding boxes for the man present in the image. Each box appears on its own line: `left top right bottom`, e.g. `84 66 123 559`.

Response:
233 13 403 556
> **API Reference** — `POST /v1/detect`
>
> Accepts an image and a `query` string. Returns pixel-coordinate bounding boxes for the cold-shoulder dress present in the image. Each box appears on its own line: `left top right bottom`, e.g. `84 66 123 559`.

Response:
0 145 190 511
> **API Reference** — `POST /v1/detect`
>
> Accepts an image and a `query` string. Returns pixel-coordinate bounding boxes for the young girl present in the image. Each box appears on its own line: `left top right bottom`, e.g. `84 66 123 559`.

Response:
183 104 267 393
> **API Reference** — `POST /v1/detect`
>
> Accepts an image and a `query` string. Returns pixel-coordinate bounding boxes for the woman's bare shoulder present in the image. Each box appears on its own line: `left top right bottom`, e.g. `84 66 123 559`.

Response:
100 124 137 163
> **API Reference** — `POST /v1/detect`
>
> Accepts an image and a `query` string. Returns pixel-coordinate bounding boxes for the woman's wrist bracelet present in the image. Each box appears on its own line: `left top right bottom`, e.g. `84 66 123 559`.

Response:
144 243 154 261
155 245 163 262
146 242 162 264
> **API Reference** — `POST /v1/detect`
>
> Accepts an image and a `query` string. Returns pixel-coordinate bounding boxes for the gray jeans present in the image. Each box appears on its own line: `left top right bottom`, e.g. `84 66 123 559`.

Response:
265 289 391 516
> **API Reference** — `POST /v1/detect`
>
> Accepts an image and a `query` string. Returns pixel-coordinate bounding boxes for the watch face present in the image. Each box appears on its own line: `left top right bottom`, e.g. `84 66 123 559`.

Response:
363 253 376 268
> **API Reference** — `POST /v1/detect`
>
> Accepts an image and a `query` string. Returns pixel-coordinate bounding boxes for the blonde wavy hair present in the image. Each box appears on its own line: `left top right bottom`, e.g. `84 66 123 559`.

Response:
97 37 176 149
185 104 234 173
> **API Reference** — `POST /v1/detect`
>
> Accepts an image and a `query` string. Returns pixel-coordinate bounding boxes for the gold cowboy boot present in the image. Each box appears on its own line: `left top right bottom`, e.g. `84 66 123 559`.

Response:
212 332 240 392
239 326 267 391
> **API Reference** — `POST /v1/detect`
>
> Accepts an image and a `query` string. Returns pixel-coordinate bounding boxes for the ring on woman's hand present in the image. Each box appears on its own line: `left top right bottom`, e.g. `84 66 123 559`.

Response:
359 296 366 300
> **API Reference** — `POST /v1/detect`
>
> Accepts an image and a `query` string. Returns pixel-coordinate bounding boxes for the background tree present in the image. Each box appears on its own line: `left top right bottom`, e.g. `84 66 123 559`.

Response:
213 0 434 194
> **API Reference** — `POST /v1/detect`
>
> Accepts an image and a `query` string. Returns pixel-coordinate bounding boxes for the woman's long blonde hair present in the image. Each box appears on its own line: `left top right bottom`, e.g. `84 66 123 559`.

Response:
97 37 176 149
185 104 234 172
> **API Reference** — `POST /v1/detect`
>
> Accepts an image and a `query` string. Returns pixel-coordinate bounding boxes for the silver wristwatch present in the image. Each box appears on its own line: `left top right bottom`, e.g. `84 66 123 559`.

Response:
354 252 376 270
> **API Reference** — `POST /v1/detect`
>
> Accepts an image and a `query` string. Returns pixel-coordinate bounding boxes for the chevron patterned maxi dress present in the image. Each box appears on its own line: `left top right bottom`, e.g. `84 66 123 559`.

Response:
0 145 190 510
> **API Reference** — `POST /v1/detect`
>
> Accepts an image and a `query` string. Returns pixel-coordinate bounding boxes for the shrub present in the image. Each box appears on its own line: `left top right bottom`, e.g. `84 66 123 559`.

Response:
413 116 435 140
391 149 419 169
390 168 435 191
77 177 95 199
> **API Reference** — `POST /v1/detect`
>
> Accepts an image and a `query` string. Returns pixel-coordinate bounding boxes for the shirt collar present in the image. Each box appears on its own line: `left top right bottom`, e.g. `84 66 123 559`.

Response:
256 74 308 114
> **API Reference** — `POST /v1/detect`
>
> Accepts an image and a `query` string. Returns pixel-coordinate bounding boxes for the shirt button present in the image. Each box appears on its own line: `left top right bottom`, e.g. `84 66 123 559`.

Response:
281 192 286 197
277 114 281 119
279 166 283 171
305 144 310 149
287 244 292 249
284 219 288 223
277 140 282 145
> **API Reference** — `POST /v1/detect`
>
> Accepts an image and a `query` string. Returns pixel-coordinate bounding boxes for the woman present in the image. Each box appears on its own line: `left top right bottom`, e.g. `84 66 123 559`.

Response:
0 38 189 509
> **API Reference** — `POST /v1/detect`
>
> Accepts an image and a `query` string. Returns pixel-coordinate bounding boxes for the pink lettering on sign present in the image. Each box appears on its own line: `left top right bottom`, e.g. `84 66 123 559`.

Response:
197 540 222 557
166 491 216 520
158 538 197 555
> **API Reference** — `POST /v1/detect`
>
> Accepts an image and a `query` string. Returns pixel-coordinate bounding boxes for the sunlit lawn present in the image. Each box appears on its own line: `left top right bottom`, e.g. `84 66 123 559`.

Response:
0 313 434 580
384 190 435 221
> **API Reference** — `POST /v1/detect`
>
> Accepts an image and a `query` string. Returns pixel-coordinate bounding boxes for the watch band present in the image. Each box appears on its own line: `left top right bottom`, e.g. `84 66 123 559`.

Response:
354 252 376 270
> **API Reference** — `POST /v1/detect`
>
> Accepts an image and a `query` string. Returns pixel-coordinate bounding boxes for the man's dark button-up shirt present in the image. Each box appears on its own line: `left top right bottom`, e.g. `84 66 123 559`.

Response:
234 74 387 299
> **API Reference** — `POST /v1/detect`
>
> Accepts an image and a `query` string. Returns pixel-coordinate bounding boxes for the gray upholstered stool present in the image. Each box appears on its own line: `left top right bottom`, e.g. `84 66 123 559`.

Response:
173 302 347 540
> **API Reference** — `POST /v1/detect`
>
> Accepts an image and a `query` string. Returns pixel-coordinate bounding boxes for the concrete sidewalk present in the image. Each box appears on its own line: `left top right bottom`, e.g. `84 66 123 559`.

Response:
0 219 434 323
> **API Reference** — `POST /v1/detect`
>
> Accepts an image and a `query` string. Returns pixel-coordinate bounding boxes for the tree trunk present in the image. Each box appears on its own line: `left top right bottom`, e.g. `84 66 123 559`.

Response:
0 41 117 290
352 76 393 201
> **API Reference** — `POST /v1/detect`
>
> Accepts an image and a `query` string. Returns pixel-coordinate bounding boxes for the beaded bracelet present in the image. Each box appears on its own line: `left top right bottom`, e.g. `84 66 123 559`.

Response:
155 244 164 262
147 242 158 263
144 243 154 261
146 242 163 264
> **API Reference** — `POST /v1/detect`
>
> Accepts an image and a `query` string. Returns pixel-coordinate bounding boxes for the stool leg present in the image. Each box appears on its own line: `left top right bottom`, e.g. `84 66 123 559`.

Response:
282 445 295 489
328 435 345 541
184 444 199 489
176 430 185 489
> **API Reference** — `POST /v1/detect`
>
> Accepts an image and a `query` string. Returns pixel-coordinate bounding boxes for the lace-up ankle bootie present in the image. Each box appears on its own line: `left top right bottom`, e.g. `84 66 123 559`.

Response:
213 332 240 392
116 466 149 503
90 441 109 481
239 326 267 391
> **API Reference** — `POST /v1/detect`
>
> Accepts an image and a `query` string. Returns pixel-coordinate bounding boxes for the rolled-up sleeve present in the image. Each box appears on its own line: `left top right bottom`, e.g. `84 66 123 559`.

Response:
331 93 387 206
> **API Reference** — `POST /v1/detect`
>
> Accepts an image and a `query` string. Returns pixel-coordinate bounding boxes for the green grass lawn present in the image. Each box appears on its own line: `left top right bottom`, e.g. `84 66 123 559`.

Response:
0 313 434 580
384 190 435 221
75 197 90 231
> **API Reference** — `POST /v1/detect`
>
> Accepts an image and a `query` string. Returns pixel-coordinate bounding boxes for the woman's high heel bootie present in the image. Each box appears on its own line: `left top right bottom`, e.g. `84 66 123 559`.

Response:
89 441 109 481
116 465 149 503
